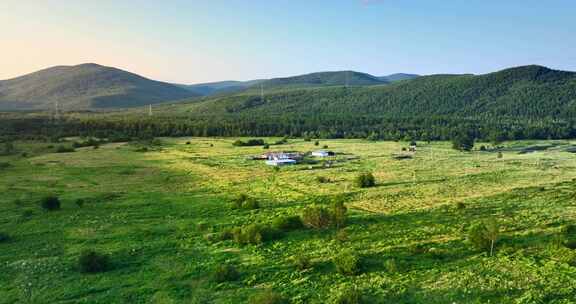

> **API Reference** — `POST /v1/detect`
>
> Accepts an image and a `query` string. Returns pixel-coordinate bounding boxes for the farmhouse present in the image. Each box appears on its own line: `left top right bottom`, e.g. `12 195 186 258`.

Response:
263 151 301 166
312 150 335 157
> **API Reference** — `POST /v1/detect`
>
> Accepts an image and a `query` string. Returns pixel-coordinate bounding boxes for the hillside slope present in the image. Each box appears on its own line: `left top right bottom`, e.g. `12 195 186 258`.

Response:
173 65 576 120
0 63 198 110
261 71 387 88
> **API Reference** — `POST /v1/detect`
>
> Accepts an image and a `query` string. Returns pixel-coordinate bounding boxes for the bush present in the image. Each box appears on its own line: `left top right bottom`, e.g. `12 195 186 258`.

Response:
561 224 576 236
242 198 260 210
355 173 376 188
232 224 281 245
249 290 288 304
233 139 265 147
301 205 332 229
455 202 466 210
40 196 61 211
316 176 331 183
213 264 240 282
384 259 398 273
78 250 109 273
292 254 312 271
272 215 303 232
56 145 75 153
75 199 85 208
0 162 10 170
334 249 360 275
231 193 260 210
0 232 9 243
332 200 348 229
332 285 364 304
468 221 499 255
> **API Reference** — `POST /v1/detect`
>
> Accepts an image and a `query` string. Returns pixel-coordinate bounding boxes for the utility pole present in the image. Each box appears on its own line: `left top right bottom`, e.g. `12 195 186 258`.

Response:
53 101 61 123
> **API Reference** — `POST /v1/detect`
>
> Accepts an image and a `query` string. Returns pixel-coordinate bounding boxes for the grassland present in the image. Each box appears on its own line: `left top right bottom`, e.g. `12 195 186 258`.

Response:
1 138 576 303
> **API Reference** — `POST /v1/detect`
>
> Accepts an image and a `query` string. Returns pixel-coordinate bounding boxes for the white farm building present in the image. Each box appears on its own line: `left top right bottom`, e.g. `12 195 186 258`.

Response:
312 150 334 157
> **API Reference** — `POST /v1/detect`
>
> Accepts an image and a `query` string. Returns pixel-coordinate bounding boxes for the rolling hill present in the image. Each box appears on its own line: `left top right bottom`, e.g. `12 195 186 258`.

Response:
171 65 576 120
0 63 199 110
261 71 386 88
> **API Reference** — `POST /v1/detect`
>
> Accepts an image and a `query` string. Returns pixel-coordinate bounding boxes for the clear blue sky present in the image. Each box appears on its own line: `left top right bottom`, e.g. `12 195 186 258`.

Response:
2 0 575 83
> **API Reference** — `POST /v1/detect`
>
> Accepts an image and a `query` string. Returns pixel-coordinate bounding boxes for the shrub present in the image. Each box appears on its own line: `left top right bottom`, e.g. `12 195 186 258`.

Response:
355 173 375 188
0 232 9 243
334 249 360 275
232 224 280 245
332 200 348 229
314 141 320 146
332 285 364 304
272 215 303 232
323 145 329 149
242 198 260 210
292 254 312 271
455 202 466 210
301 205 332 229
0 162 10 170
561 224 576 236
497 152 503 159
233 139 265 147
40 196 61 211
316 176 331 183
75 199 85 208
468 222 490 252
186 141 191 145
263 144 270 149
230 196 260 210
336 229 349 243
468 221 499 255
18 210 34 222
249 290 288 304
56 145 75 153
384 259 398 273
78 250 109 273
213 264 240 282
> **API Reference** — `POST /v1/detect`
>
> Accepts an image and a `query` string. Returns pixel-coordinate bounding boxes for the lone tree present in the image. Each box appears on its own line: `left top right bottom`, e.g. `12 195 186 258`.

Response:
468 220 499 256
332 199 348 229
451 129 475 151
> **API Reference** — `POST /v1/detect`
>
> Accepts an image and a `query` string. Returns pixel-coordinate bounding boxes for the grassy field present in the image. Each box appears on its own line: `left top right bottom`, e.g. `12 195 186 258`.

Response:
1 138 576 303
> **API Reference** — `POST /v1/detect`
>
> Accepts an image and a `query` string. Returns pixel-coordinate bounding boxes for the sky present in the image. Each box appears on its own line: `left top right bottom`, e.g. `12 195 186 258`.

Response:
2 0 576 84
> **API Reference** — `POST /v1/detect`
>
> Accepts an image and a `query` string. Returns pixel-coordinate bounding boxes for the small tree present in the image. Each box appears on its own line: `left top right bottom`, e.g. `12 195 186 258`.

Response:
78 250 109 273
334 249 360 276
213 264 240 282
301 205 332 229
332 200 348 229
468 221 499 256
451 130 475 151
40 196 61 211
355 173 375 188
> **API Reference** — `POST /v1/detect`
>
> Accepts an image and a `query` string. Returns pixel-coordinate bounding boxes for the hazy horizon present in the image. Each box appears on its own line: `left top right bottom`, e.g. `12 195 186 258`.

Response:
2 0 576 84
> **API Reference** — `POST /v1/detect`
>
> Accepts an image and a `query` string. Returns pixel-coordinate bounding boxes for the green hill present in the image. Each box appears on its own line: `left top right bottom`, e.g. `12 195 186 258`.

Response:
0 63 198 110
261 70 387 88
171 65 575 119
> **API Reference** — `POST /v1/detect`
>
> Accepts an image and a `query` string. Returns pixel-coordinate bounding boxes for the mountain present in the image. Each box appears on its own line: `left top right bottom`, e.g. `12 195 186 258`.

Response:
167 65 576 121
0 63 199 110
178 79 264 96
261 71 387 88
180 71 389 97
379 73 420 82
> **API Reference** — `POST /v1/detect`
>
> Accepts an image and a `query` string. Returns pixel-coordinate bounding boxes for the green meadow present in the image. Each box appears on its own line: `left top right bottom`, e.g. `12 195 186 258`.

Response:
1 138 576 303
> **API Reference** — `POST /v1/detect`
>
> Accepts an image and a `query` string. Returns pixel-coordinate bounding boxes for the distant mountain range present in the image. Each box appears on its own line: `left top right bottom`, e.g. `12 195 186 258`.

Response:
180 72 419 96
0 64 420 110
0 63 198 110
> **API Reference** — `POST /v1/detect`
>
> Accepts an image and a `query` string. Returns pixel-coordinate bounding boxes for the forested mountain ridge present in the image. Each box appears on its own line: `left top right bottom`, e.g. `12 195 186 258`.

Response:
0 63 199 110
171 65 576 120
